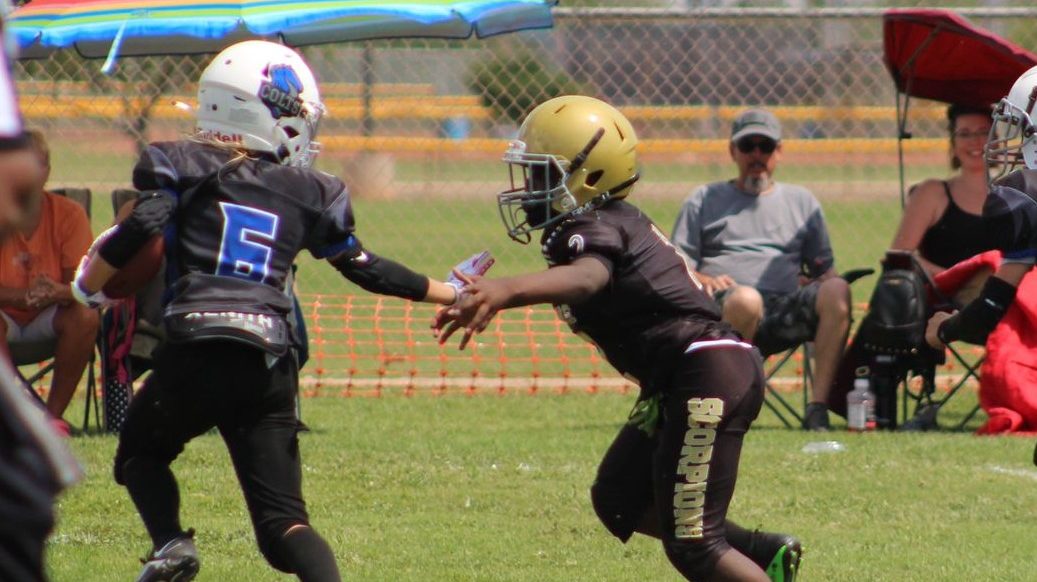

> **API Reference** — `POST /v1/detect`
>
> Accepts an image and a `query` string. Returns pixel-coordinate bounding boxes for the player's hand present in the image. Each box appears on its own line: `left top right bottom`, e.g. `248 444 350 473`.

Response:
433 268 474 345
925 310 955 348
699 274 736 296
433 275 510 350
445 251 495 304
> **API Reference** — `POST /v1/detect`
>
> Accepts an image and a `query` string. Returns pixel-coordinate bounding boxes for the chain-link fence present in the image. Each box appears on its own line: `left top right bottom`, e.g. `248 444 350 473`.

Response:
11 3 1032 389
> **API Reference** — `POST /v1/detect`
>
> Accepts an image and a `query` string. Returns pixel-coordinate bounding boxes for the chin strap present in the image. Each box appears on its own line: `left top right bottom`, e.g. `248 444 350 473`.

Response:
577 172 642 215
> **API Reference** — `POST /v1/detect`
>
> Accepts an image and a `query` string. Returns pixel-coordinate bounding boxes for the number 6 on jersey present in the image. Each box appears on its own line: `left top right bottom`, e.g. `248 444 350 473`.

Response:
216 202 279 283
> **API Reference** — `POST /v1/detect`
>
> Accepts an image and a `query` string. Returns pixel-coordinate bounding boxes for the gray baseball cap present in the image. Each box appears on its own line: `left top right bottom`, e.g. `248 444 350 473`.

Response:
730 109 782 143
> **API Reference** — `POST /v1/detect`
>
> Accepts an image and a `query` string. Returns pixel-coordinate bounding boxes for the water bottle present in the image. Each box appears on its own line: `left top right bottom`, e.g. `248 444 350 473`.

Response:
847 377 876 432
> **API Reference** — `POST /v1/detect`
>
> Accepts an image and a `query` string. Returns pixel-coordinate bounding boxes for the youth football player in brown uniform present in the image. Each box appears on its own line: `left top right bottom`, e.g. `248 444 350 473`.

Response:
434 95 802 582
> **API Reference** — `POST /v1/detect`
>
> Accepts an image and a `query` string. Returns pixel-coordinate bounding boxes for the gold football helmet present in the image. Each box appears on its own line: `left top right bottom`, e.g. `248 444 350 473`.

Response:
499 95 640 243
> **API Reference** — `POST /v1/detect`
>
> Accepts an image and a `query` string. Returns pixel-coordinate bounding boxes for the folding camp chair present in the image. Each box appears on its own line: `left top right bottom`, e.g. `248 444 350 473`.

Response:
761 267 873 429
895 346 983 431
895 257 984 431
762 343 812 428
845 251 985 431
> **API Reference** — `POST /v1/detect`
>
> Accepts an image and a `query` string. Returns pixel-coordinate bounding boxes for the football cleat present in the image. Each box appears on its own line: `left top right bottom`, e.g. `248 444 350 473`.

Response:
764 535 803 582
136 530 200 582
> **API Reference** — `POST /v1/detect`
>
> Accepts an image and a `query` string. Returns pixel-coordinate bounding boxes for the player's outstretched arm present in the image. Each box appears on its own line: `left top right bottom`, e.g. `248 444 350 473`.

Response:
328 244 494 306
433 257 610 349
328 247 442 303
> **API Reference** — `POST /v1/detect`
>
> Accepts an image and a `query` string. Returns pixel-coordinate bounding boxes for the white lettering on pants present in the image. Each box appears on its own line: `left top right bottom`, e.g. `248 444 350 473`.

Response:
672 397 723 540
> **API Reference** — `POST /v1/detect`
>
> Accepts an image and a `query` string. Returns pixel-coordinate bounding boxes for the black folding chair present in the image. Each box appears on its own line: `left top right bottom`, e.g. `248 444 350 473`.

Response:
862 254 983 431
894 342 984 431
762 343 812 428
761 268 874 428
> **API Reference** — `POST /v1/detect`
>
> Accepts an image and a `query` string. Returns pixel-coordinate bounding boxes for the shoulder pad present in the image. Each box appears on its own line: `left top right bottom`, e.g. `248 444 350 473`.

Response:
984 185 1037 254
133 142 181 191
541 217 624 266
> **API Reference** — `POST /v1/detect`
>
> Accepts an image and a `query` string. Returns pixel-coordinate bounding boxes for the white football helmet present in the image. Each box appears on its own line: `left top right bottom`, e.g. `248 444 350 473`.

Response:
196 40 325 168
987 65 1037 181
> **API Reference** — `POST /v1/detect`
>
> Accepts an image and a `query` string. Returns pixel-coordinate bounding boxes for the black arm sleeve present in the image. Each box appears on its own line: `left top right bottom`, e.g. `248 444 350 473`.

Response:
329 245 429 301
97 190 175 268
937 276 1018 345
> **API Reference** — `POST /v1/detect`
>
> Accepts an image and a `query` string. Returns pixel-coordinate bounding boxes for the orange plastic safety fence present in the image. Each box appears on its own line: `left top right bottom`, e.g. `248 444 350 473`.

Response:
299 294 637 398
25 295 986 401
296 294 985 398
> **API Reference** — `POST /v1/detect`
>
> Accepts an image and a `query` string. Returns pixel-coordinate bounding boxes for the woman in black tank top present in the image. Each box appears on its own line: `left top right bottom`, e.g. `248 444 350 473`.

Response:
891 104 993 279
917 181 987 269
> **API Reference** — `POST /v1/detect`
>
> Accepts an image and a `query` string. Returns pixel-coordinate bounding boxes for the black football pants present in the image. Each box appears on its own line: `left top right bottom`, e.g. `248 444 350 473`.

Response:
591 343 765 580
114 341 335 579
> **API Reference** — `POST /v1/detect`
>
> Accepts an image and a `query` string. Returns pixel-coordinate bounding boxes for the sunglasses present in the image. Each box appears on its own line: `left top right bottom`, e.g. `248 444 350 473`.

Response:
736 138 777 154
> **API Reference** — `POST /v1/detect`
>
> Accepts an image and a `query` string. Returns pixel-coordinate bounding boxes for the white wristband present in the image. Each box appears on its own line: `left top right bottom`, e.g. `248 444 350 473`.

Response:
70 280 112 309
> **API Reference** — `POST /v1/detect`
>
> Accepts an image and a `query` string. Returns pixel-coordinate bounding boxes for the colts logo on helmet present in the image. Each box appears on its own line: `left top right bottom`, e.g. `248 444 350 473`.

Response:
259 64 304 119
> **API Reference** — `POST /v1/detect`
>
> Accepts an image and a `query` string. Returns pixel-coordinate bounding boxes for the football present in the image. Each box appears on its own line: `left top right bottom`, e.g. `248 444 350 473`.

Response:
102 234 164 299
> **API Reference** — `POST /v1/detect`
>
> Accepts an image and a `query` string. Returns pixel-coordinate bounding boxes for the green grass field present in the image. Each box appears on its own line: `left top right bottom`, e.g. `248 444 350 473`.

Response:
49 393 1037 581
37 137 1036 582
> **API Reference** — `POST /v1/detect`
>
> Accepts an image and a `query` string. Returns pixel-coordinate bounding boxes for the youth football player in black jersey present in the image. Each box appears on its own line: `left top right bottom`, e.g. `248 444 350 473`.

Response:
71 41 466 582
434 95 802 582
926 66 1037 465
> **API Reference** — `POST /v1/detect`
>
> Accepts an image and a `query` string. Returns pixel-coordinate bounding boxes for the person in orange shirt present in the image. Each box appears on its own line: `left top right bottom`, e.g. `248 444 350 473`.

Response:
0 129 97 427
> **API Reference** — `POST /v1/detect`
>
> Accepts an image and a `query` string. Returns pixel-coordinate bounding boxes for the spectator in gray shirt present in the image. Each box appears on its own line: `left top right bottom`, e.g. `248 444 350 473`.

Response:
671 109 851 431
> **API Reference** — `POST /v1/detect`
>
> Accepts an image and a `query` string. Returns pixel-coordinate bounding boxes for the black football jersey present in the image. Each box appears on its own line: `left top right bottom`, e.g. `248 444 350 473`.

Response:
133 141 356 326
541 200 734 392
989 169 1037 260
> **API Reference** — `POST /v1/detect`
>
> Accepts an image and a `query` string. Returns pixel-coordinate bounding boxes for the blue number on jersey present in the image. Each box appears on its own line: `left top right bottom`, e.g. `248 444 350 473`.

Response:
216 202 279 283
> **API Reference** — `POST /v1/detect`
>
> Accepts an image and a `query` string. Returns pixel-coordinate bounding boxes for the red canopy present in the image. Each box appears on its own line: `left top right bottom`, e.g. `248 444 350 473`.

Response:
883 8 1037 109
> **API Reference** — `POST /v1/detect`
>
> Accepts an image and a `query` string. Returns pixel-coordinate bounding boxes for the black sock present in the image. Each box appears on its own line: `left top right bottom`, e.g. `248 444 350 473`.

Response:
725 520 786 569
276 526 340 582
724 520 755 555
122 456 185 549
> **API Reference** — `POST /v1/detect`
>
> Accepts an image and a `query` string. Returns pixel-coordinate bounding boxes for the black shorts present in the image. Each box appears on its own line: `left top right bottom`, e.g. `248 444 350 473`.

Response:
114 341 309 534
593 343 764 565
716 283 821 356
